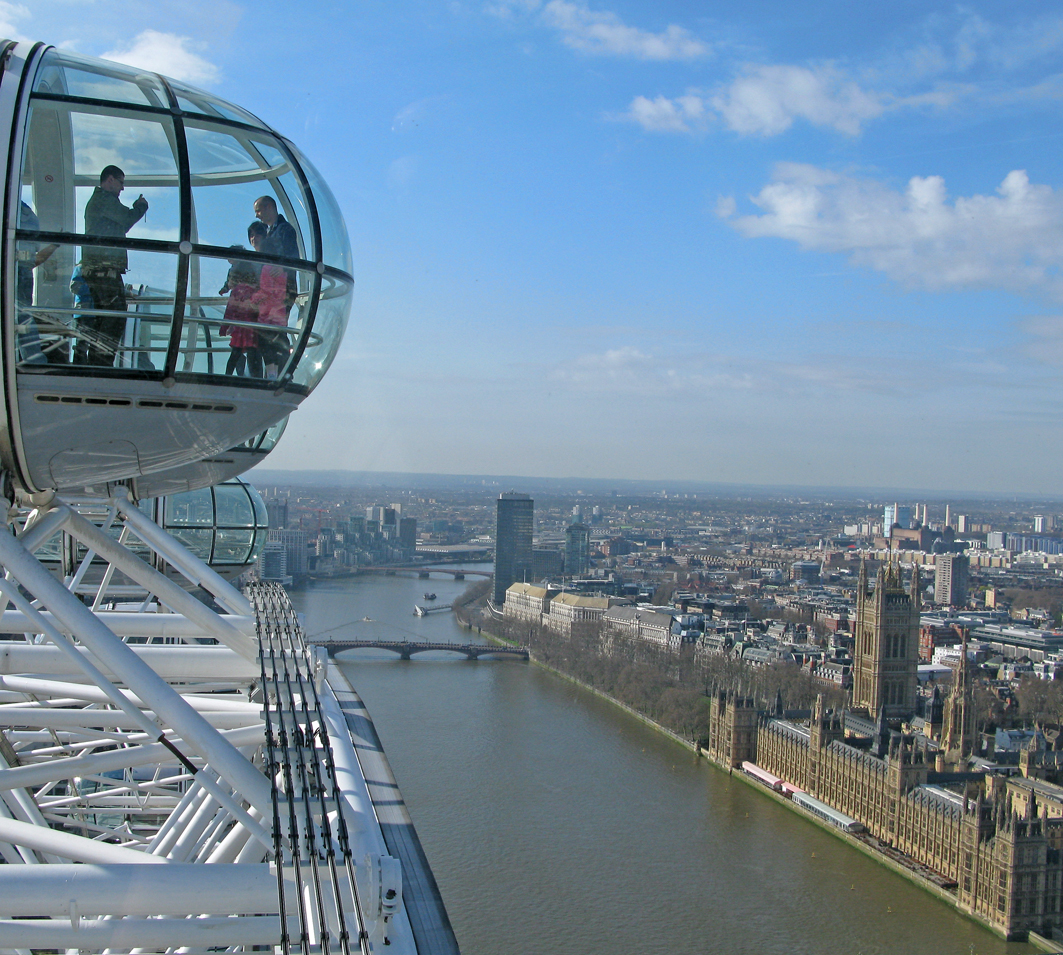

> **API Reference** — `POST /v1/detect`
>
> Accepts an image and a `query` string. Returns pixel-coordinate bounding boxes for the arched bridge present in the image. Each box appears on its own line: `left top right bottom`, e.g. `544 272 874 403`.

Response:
313 639 529 661
359 566 492 579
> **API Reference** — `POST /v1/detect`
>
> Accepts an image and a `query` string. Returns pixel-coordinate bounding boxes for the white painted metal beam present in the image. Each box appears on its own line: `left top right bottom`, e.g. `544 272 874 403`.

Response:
0 644 259 680
0 862 279 915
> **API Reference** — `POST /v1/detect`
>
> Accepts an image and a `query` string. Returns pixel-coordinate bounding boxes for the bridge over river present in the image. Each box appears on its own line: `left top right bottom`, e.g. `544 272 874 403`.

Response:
358 566 492 580
310 639 529 661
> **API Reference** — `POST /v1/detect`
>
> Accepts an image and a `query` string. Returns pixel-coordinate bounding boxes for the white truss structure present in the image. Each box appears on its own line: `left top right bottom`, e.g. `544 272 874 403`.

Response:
0 488 414 955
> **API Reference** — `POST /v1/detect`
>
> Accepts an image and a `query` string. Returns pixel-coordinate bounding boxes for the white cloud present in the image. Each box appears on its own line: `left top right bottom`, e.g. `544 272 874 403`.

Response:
723 164 1063 299
622 64 920 137
623 94 705 133
710 64 884 136
483 0 542 18
0 1 30 42
102 30 219 85
541 1 709 60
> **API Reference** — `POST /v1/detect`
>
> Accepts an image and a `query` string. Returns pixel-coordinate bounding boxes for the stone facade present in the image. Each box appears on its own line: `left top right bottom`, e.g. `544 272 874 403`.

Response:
706 689 1063 940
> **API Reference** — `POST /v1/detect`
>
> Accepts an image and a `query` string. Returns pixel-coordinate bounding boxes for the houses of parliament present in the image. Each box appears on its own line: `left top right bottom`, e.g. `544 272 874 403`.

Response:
705 561 1063 941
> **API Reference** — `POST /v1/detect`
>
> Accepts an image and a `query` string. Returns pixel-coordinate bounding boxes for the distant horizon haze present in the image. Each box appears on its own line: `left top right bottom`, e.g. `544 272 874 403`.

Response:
248 467 1063 504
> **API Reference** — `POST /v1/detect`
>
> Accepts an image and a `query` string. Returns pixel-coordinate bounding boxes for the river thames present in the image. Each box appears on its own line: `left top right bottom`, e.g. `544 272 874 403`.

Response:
289 570 1038 955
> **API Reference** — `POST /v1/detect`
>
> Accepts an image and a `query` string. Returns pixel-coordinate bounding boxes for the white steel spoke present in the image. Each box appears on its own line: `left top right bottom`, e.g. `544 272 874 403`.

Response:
0 493 417 954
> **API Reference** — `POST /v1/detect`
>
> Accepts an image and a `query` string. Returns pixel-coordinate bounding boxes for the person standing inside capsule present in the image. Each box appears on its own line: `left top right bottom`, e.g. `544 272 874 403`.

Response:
77 165 148 365
252 195 298 261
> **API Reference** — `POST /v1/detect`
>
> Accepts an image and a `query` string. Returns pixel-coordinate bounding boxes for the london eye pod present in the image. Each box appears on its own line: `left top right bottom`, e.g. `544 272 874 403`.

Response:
2 40 353 496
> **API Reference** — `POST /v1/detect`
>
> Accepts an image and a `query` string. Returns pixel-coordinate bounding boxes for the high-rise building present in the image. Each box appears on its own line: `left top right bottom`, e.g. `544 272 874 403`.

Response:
1035 514 1055 533
934 553 969 608
265 497 289 529
883 503 912 533
267 528 309 578
852 561 920 721
494 492 533 605
398 516 417 551
565 523 591 576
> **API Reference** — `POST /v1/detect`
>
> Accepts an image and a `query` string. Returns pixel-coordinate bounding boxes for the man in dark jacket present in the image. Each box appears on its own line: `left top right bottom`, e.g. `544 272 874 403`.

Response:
77 165 148 365
253 195 298 260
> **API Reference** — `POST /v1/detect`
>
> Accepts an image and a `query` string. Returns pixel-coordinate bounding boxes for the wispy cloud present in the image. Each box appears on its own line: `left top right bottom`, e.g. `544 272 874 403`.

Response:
710 64 885 136
624 94 706 133
542 1 709 60
1021 316 1063 366
103 30 219 85
721 164 1063 300
621 64 961 137
0 1 30 43
619 11 1063 138
487 0 710 61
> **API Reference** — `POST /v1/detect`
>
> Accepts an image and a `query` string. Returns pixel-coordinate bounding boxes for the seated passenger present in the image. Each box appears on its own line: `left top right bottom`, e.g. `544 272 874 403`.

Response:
219 248 262 377
77 164 148 366
247 221 290 380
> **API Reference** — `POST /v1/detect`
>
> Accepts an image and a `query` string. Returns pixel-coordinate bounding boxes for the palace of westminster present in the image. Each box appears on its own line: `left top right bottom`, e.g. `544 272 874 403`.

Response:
706 560 1063 941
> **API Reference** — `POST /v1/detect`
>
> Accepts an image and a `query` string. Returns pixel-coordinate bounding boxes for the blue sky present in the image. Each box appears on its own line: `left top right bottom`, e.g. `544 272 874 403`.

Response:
14 1 1063 494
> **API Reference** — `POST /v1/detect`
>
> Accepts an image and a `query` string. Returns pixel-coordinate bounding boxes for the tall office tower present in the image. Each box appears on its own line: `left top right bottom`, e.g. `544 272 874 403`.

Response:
945 504 951 528
366 505 384 524
572 504 583 522
267 528 309 578
266 497 289 529
1034 514 1054 534
852 561 921 721
934 553 969 607
494 492 534 605
565 523 591 576
956 514 968 534
398 516 417 551
883 503 913 533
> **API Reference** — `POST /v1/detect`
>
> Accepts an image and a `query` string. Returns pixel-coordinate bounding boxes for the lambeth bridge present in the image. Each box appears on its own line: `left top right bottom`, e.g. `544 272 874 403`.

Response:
311 639 530 661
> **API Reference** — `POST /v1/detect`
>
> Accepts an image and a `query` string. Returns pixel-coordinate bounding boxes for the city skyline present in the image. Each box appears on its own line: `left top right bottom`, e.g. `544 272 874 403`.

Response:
16 1 1063 494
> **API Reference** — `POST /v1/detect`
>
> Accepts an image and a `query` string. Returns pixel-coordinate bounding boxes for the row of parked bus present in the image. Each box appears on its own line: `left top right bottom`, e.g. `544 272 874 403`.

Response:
740 761 865 834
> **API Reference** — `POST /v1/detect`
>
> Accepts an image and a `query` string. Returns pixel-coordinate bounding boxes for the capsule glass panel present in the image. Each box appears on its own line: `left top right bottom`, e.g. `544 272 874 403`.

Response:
164 485 213 526
290 272 352 390
185 121 310 257
214 481 254 527
283 142 351 275
158 479 268 567
166 80 270 130
31 49 169 108
15 238 180 370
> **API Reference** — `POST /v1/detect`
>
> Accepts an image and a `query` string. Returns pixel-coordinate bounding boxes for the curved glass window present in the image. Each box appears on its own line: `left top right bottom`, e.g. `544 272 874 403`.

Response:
14 46 352 394
164 485 213 526
158 479 268 567
31 49 169 108
284 142 352 274
166 79 270 131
